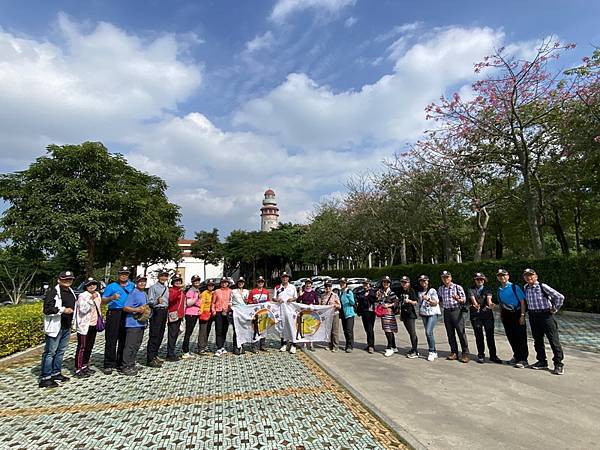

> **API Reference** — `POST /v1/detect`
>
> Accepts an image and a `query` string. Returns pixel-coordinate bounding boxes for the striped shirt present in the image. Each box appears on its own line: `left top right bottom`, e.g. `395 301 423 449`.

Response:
524 282 564 311
437 283 466 309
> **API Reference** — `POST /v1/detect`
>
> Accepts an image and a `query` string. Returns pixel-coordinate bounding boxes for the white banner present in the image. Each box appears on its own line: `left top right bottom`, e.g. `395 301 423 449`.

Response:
232 302 282 348
232 302 335 347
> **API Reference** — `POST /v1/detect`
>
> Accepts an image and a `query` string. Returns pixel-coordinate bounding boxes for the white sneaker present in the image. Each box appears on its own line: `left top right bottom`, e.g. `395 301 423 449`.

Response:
384 349 394 357
393 348 399 353
290 346 297 354
214 349 223 357
221 348 228 355
432 352 438 360
427 352 435 362
182 352 194 359
280 345 288 352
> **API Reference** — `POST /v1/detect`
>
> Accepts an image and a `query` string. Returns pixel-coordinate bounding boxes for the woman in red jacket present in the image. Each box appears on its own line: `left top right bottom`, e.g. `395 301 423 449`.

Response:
166 276 186 361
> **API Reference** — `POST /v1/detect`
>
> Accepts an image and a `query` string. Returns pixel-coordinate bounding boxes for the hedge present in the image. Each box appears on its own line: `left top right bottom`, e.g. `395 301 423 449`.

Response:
302 255 600 313
0 302 45 358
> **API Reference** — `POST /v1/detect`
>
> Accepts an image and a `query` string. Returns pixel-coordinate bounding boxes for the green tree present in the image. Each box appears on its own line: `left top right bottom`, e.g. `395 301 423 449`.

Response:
0 142 183 277
191 228 224 279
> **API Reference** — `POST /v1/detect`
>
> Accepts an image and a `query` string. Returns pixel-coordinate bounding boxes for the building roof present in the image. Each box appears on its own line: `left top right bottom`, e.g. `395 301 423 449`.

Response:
178 239 195 245
265 188 275 196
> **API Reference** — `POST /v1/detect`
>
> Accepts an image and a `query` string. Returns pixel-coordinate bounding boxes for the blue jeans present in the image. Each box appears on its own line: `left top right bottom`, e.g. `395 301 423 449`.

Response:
421 315 439 352
40 327 71 380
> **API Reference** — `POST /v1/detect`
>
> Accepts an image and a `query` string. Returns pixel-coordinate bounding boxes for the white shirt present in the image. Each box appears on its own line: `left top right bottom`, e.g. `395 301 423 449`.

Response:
419 288 441 316
231 288 249 307
274 284 297 303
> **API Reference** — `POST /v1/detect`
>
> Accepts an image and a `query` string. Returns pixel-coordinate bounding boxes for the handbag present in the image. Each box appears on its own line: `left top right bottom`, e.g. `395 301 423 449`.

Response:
168 310 180 323
375 304 387 317
94 301 105 332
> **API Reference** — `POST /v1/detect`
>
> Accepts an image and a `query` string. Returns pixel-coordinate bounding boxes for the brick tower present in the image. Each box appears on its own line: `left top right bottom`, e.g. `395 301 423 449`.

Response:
260 189 279 232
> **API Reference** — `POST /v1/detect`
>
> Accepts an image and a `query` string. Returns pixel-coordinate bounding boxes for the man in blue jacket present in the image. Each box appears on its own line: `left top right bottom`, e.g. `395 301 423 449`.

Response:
496 269 528 368
338 278 356 353
101 266 136 374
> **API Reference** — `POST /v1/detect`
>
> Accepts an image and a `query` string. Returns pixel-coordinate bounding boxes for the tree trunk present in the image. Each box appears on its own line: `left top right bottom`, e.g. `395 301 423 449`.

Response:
400 237 407 265
523 176 546 258
550 206 570 256
441 210 452 263
574 204 582 255
474 207 490 262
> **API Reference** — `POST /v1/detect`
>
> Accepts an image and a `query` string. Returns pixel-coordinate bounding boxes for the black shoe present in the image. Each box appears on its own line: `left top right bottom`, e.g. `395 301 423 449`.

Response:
121 367 138 376
147 359 162 368
51 374 70 382
530 361 549 370
477 356 485 364
259 346 268 352
74 371 90 379
39 379 59 388
553 365 565 375
490 356 503 364
166 355 180 362
102 367 113 375
84 367 96 374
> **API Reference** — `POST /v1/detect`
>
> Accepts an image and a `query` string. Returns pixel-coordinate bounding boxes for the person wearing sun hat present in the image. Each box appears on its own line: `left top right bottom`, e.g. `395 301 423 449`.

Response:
121 275 150 376
417 275 441 362
398 276 419 359
247 276 270 351
181 275 203 359
377 276 400 357
438 270 470 363
468 273 502 364
231 277 249 355
274 271 297 353
197 279 216 354
166 275 186 361
146 268 170 367
102 266 135 374
39 270 76 388
356 279 378 353
74 278 102 378
522 268 566 375
496 268 528 368
212 276 233 357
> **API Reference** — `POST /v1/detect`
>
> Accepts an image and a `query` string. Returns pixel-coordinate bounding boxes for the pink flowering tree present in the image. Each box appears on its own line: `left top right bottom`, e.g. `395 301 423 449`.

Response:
422 39 583 258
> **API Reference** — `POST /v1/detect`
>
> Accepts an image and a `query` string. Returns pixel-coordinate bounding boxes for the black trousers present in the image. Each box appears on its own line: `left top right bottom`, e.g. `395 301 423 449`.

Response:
341 316 355 349
104 309 126 369
443 308 469 354
146 308 167 362
75 326 97 371
182 315 198 353
402 317 418 352
123 327 144 368
361 311 376 348
471 313 497 358
385 331 396 349
167 319 181 357
529 311 564 366
500 309 529 362
215 312 229 349
197 318 213 350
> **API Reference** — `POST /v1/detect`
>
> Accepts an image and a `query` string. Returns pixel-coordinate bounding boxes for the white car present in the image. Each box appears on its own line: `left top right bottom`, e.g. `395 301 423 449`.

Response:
347 277 369 290
293 278 309 288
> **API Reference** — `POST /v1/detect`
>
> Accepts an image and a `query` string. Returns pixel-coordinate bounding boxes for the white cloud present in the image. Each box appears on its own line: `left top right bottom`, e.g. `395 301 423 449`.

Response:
270 0 356 23
374 21 423 43
234 27 508 150
245 31 275 53
344 16 358 28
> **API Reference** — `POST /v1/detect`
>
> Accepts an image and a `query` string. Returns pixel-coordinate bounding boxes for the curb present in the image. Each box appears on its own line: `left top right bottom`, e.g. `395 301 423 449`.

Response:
0 342 46 368
305 351 429 450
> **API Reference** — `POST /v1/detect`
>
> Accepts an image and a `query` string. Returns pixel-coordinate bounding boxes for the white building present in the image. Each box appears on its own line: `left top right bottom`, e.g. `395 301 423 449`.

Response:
260 189 279 232
137 239 224 286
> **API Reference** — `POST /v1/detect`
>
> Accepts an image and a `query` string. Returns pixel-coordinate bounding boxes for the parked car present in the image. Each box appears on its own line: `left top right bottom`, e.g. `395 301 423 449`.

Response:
73 280 106 297
293 278 309 289
347 277 369 291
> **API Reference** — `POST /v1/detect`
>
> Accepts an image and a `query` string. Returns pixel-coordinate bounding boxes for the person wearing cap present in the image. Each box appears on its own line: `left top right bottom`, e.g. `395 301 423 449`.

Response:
320 281 342 352
522 269 565 375
231 277 249 355
398 276 419 359
166 275 186 361
377 276 400 357
39 271 76 388
297 279 320 351
338 278 356 353
417 275 441 362
356 280 378 353
73 278 102 378
468 273 502 364
438 271 470 363
101 266 136 374
247 276 270 351
146 269 170 367
212 277 233 357
274 272 297 354
197 279 216 354
121 276 150 375
181 275 202 359
496 269 528 368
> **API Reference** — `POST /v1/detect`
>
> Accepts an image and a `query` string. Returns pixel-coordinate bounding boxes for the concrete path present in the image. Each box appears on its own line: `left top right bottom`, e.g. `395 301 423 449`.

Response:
309 314 600 450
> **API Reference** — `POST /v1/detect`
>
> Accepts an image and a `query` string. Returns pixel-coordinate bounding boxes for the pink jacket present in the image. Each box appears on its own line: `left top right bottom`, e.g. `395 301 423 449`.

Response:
75 291 101 335
185 288 201 316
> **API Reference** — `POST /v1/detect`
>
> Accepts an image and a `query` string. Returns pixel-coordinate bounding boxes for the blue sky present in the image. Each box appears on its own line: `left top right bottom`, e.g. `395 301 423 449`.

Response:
1 0 599 237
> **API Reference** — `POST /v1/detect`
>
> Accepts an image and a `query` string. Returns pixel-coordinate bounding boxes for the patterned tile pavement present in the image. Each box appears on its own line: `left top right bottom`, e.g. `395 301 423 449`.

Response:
0 330 408 450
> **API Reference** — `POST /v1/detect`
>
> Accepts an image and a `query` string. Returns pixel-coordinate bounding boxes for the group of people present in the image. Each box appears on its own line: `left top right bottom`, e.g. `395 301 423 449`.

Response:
39 265 566 388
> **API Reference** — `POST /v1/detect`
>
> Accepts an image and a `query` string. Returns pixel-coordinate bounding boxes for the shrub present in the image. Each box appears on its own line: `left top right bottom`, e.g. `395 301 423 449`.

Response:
314 255 600 313
0 302 45 357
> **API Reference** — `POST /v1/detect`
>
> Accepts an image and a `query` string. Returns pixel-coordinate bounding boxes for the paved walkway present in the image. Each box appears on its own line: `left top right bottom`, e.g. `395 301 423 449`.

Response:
311 313 600 450
0 331 406 450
